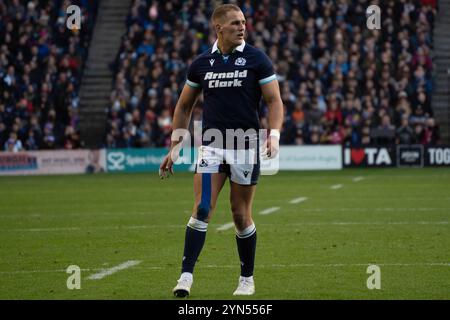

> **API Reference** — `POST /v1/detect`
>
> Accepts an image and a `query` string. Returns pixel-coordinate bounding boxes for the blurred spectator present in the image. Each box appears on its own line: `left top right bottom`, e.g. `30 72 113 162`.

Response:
396 115 415 145
373 114 396 145
4 131 23 152
422 117 441 144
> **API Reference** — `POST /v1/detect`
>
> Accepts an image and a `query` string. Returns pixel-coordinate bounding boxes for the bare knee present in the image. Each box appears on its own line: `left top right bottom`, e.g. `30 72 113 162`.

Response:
193 202 215 223
231 205 252 231
233 215 246 231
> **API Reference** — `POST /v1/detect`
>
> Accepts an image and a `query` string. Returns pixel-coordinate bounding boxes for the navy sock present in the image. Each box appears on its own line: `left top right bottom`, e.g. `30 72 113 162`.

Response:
235 224 257 277
181 218 207 274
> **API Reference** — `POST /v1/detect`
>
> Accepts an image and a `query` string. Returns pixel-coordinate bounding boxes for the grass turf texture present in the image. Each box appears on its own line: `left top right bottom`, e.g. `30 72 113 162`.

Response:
0 168 449 299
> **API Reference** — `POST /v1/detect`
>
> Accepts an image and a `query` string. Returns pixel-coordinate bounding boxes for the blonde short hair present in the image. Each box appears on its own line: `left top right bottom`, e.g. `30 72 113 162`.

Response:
211 4 241 23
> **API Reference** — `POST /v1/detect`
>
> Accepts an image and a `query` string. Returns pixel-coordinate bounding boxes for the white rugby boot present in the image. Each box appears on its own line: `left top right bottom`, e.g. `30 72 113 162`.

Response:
233 276 255 296
173 272 193 297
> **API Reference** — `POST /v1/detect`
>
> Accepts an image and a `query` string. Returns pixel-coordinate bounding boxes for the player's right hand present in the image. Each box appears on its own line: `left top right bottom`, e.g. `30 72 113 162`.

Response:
159 152 174 179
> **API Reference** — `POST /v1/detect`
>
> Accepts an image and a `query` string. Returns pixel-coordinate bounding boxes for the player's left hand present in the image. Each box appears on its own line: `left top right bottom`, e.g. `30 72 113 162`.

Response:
262 130 280 159
266 135 279 159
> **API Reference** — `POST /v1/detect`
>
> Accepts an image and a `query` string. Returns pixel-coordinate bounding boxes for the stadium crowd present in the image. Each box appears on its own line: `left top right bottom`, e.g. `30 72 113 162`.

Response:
0 0 441 151
0 0 97 151
105 0 440 149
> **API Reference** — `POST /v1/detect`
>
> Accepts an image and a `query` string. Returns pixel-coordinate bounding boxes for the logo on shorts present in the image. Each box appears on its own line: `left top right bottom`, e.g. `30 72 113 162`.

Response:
243 170 249 178
199 159 208 167
235 57 246 66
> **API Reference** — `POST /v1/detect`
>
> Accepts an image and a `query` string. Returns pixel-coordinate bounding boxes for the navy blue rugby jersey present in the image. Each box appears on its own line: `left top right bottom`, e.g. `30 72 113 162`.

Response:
185 40 277 136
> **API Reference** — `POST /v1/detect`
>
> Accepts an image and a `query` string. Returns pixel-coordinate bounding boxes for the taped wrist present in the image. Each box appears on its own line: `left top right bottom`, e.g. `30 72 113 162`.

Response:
269 129 280 140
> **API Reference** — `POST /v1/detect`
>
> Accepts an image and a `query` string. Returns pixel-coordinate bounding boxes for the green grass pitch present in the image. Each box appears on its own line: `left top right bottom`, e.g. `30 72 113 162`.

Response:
0 168 449 299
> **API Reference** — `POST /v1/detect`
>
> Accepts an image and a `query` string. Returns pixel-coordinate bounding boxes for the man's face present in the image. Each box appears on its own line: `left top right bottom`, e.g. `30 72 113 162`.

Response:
217 10 246 46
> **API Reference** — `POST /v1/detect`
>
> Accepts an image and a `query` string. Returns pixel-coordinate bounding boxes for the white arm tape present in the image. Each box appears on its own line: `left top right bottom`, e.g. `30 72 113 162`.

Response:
269 129 280 140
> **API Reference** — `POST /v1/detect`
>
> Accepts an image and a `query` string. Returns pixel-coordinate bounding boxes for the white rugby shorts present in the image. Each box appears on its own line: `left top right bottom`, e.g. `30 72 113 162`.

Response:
195 145 260 185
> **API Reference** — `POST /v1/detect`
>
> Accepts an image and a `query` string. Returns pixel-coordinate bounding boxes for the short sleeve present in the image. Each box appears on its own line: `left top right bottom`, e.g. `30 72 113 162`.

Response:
186 59 201 88
256 51 277 86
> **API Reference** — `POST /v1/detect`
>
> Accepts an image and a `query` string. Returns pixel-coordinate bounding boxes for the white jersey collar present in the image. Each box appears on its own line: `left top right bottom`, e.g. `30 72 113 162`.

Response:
212 40 246 54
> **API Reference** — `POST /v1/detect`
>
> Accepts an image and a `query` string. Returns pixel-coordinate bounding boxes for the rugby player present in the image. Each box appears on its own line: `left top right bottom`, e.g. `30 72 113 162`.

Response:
160 4 283 297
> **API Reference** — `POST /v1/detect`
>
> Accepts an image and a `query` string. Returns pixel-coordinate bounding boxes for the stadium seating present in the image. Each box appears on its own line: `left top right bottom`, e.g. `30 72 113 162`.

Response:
0 0 441 150
0 0 97 150
104 0 440 148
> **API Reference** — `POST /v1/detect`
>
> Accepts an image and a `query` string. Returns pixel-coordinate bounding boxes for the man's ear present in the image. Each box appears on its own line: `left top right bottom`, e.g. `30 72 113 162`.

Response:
214 23 222 34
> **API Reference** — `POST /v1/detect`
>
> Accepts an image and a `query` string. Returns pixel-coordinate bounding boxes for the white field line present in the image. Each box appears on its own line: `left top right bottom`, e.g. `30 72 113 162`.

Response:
353 176 364 182
200 262 450 268
289 197 308 204
1 202 448 219
0 266 163 275
3 218 449 233
0 201 192 211
3 225 185 232
86 260 141 280
301 207 446 212
330 184 343 190
3 262 450 275
259 207 281 215
216 222 235 231
0 212 167 218
258 221 449 226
